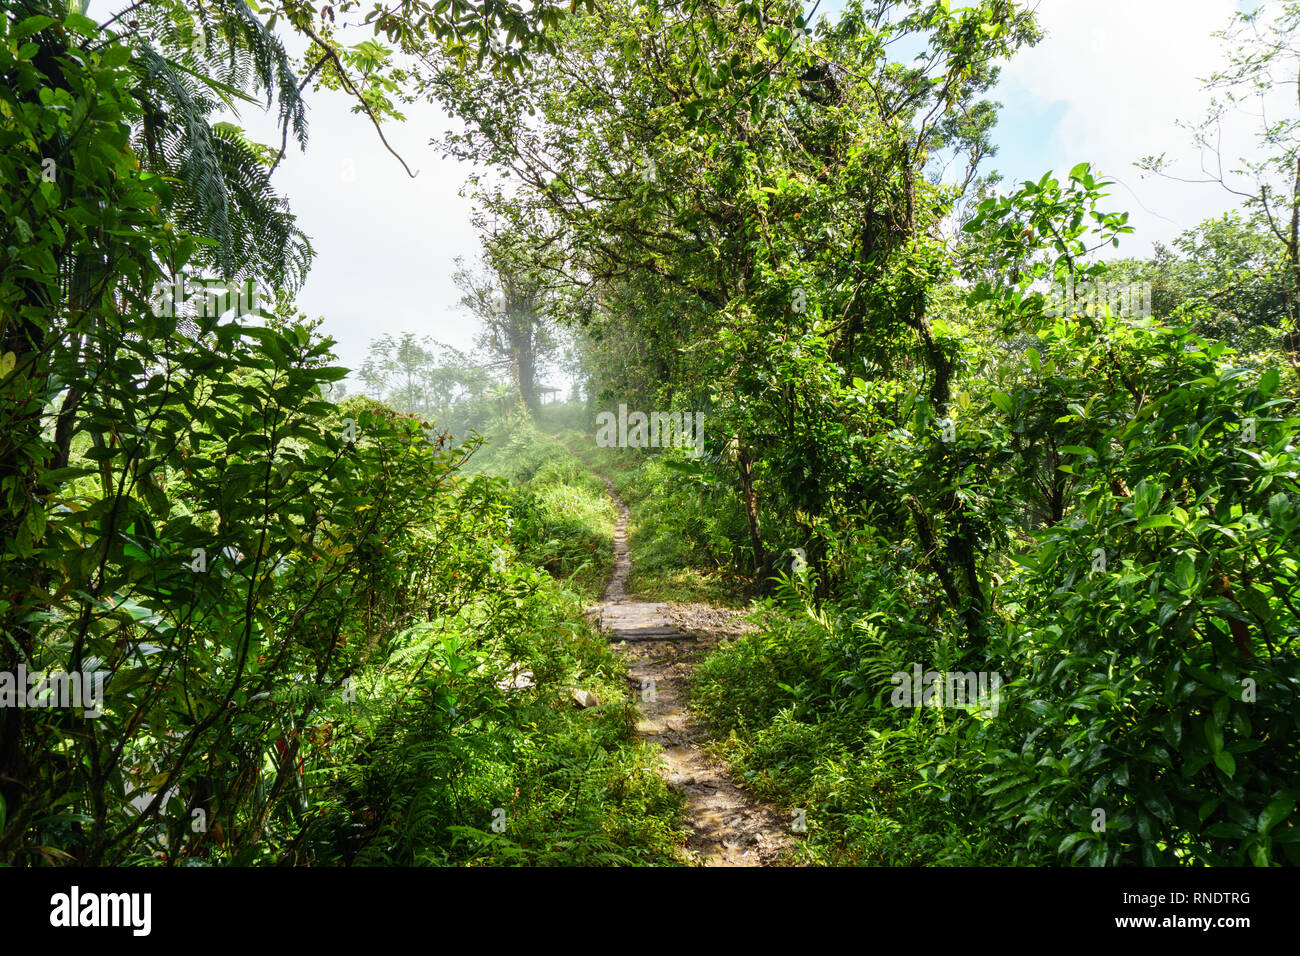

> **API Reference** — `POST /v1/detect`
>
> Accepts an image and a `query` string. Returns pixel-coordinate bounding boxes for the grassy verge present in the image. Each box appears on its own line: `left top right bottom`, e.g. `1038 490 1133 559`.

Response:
296 567 688 865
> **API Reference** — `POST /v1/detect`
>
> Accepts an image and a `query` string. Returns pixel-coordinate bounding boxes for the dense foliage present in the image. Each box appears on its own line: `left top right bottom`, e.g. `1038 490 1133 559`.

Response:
0 1 679 866
3 0 1297 868
427 0 1300 865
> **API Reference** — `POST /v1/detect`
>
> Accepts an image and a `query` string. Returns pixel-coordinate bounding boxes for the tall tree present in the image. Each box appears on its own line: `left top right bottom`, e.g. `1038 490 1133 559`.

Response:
430 0 1040 630
453 235 559 417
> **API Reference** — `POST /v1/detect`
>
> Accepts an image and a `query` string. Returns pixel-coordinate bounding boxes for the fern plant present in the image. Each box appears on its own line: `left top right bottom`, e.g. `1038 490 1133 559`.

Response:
114 0 313 289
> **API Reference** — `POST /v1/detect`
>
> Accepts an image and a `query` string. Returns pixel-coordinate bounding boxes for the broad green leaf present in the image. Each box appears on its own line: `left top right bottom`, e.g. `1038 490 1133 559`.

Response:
1259 794 1295 834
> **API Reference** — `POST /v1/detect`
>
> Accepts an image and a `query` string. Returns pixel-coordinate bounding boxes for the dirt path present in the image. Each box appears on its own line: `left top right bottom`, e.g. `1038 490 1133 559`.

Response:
586 471 793 866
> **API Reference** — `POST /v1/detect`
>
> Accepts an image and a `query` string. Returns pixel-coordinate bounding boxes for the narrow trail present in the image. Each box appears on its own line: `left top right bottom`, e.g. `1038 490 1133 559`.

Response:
585 470 793 866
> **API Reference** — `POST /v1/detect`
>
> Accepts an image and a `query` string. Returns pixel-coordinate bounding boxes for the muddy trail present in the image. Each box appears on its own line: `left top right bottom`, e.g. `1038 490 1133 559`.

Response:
585 470 793 866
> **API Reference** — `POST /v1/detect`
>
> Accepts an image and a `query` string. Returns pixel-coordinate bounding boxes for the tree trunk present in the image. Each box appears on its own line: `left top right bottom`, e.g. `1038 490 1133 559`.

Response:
737 444 767 583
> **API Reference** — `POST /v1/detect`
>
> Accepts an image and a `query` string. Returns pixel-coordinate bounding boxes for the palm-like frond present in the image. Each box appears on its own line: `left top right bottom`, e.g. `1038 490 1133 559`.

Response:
120 0 312 290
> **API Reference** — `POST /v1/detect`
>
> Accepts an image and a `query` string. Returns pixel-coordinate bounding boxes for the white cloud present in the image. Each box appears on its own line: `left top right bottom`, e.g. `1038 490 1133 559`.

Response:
237 91 482 377
993 0 1283 256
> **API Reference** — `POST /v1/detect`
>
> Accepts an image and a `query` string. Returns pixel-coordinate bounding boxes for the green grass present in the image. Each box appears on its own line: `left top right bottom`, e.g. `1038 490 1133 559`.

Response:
288 576 690 866
471 425 619 602
560 433 749 607
688 606 1004 866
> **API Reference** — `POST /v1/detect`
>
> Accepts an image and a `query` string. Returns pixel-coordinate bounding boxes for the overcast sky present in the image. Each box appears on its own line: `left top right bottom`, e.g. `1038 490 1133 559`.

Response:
97 0 1277 384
